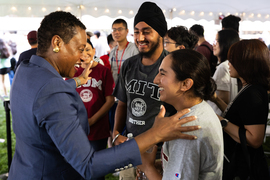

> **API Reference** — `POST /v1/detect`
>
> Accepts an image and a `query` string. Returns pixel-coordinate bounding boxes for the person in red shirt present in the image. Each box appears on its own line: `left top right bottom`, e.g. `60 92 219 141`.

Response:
74 39 115 180
100 34 117 70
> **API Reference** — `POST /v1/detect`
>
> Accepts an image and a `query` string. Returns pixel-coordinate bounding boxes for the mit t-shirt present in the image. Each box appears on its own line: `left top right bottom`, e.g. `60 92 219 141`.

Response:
113 50 175 137
74 64 115 140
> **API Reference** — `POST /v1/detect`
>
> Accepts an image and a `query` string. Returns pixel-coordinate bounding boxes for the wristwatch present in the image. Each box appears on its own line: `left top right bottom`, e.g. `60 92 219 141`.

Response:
220 118 229 128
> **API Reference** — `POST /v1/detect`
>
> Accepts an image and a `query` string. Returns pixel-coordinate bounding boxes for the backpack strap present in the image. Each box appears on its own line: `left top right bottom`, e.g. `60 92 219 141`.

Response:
200 44 213 52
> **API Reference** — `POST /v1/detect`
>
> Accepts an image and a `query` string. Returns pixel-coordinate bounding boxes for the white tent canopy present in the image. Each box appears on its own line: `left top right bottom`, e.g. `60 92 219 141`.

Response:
1 0 270 21
1 0 270 33
1 0 270 53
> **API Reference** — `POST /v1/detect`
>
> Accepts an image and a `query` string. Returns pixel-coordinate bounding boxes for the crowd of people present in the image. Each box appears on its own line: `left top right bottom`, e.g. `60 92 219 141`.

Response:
3 1 270 180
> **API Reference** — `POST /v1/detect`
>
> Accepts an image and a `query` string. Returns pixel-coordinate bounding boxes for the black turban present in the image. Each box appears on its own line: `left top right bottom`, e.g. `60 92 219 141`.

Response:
134 1 167 37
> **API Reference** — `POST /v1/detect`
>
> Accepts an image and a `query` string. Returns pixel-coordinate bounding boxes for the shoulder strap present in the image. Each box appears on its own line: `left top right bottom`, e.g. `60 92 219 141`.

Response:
200 44 212 52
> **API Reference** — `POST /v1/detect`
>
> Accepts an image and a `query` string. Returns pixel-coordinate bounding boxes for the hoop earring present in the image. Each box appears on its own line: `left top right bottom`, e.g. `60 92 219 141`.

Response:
53 47 59 53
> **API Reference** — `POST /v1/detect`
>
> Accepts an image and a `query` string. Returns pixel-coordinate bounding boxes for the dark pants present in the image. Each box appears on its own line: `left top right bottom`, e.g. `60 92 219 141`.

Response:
109 102 126 135
109 102 118 132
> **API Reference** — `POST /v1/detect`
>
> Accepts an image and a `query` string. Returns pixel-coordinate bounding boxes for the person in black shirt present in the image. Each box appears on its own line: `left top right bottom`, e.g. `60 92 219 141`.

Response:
15 30 37 72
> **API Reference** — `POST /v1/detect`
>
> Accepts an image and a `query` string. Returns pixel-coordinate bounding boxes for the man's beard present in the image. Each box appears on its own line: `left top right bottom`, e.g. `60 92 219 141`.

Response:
139 37 161 58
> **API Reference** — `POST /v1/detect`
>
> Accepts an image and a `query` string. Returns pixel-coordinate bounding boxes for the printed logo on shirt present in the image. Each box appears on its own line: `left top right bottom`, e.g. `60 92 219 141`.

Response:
131 98 146 117
175 173 180 178
81 78 102 91
126 79 160 101
80 89 93 102
128 117 145 125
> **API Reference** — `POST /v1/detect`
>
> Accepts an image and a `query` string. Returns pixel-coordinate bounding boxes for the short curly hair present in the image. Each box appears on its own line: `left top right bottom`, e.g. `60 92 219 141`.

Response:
166 26 198 49
37 11 86 54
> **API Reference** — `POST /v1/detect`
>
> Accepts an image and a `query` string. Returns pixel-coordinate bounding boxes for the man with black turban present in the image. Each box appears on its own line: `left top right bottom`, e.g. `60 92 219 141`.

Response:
112 2 176 179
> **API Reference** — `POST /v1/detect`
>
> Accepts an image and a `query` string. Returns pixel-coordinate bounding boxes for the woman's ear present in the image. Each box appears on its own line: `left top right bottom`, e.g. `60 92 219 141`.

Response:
180 78 193 91
51 35 63 50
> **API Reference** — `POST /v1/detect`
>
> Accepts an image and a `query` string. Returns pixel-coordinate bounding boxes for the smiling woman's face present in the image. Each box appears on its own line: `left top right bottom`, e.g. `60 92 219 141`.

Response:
56 27 86 78
153 55 181 105
81 42 96 64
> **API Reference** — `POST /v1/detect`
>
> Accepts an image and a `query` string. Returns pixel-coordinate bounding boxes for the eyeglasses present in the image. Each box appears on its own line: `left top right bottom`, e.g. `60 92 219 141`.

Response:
213 40 218 46
164 41 178 47
112 27 126 33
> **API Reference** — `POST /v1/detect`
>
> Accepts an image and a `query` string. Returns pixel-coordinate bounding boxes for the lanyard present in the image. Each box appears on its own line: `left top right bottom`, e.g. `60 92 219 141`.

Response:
116 42 129 74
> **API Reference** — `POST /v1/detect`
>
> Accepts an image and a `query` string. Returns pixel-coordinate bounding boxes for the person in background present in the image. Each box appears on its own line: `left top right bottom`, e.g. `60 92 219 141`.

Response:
211 39 270 180
7 40 17 85
221 14 242 91
164 26 198 52
109 18 139 83
73 39 115 180
0 38 10 98
15 30 37 71
91 30 108 57
8 10 199 180
109 18 139 153
221 15 241 33
86 31 93 41
138 49 223 180
84 36 105 66
208 29 240 115
189 24 217 76
100 34 117 70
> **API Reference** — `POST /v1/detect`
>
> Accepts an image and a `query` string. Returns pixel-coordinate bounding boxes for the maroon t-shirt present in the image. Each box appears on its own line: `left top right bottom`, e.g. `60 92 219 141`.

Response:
74 64 115 140
196 41 213 65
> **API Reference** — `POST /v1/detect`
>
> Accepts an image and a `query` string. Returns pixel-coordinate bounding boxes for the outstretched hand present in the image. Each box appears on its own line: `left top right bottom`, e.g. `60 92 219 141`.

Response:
78 61 93 85
151 105 200 143
134 105 200 154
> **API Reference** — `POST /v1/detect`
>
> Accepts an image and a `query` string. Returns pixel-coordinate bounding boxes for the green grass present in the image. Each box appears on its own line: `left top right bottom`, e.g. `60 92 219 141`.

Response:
0 102 16 175
105 173 119 180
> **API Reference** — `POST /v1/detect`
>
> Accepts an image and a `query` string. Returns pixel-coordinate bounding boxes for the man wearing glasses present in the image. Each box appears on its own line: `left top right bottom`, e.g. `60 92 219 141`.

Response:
164 26 198 52
109 18 139 83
